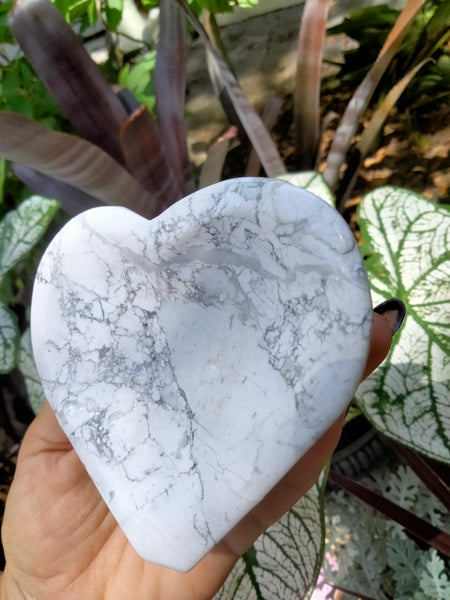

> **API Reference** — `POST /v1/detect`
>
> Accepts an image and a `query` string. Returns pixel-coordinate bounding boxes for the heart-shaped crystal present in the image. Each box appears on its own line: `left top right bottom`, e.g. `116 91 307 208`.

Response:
31 178 372 571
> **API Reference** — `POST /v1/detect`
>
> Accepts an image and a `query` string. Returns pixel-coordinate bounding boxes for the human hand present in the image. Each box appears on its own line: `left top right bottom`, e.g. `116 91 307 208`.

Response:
0 310 400 600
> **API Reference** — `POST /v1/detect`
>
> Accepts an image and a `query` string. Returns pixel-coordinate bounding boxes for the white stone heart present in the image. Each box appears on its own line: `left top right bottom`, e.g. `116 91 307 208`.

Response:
31 178 372 571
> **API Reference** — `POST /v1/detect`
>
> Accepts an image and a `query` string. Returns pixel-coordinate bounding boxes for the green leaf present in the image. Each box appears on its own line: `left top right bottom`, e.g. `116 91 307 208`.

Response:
0 298 19 373
0 195 59 280
18 328 45 414
104 0 124 31
215 471 326 599
356 187 450 463
276 172 335 207
118 51 157 114
419 550 450 599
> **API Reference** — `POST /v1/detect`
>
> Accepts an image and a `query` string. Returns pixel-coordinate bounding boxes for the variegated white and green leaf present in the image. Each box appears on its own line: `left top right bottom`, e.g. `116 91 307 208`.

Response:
356 187 450 463
18 328 45 414
0 298 19 374
276 172 334 207
215 471 326 600
0 195 59 279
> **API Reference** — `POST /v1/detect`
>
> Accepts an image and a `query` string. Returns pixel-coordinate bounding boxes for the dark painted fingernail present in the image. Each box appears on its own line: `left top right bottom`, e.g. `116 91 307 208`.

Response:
373 298 406 335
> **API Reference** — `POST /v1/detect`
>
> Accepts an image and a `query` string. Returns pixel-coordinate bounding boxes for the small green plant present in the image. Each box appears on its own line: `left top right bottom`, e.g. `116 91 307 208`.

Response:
0 196 58 412
323 462 450 599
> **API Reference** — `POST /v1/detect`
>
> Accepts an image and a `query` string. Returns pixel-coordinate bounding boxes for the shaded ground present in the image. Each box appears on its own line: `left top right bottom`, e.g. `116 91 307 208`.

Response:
185 4 449 207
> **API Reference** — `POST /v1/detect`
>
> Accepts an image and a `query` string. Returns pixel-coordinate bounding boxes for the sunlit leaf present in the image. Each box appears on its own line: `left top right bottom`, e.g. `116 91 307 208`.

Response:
356 187 450 463
294 0 330 170
0 195 59 279
0 111 157 219
199 126 237 188
104 0 124 31
215 471 326 600
276 172 334 207
0 299 19 374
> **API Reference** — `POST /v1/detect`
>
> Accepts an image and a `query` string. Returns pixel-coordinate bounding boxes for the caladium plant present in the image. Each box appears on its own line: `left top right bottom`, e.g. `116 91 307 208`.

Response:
356 187 450 464
0 195 58 374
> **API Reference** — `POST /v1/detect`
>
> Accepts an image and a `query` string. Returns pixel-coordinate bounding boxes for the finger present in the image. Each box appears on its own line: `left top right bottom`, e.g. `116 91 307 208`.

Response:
363 312 393 378
19 400 72 460
364 297 406 378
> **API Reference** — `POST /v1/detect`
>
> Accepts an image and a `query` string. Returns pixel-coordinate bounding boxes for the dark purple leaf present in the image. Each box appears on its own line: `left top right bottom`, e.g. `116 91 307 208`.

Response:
294 0 331 170
12 163 102 216
9 0 128 163
0 111 156 218
154 0 194 195
120 105 183 215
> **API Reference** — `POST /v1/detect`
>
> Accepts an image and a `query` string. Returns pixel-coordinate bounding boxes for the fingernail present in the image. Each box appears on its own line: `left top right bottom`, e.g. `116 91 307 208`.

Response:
373 298 406 335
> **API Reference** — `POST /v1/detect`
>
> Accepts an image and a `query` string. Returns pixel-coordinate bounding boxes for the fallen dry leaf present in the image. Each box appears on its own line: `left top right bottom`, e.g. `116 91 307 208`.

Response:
364 138 410 167
360 167 393 182
423 128 450 159
432 170 450 195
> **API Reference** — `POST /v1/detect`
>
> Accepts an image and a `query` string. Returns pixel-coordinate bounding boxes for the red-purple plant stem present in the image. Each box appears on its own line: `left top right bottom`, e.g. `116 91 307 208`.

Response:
9 0 128 164
388 441 450 512
323 0 427 192
293 0 331 170
175 0 286 178
328 470 450 557
154 0 194 196
326 583 379 600
120 106 183 215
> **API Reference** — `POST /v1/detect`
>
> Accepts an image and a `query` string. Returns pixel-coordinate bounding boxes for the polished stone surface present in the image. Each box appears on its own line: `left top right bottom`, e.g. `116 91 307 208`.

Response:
31 178 372 571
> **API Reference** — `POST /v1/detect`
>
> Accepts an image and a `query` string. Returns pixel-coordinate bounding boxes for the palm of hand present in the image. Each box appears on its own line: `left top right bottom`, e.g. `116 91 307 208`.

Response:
1 315 392 600
2 402 241 600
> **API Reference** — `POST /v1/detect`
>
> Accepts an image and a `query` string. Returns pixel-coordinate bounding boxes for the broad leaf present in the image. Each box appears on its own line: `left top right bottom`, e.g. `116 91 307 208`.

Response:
12 163 102 216
356 187 450 463
9 0 128 163
245 96 283 177
154 0 194 194
18 328 45 414
294 0 330 170
215 471 327 600
119 105 183 214
0 111 157 219
0 298 19 373
276 172 334 207
0 195 59 279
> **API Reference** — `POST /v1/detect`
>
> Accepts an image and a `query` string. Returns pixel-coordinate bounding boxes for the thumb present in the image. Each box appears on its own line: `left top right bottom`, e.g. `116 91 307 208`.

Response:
19 400 72 460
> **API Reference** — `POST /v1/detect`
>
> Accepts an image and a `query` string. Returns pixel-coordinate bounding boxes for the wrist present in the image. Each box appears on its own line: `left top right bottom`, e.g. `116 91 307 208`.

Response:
0 569 29 600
